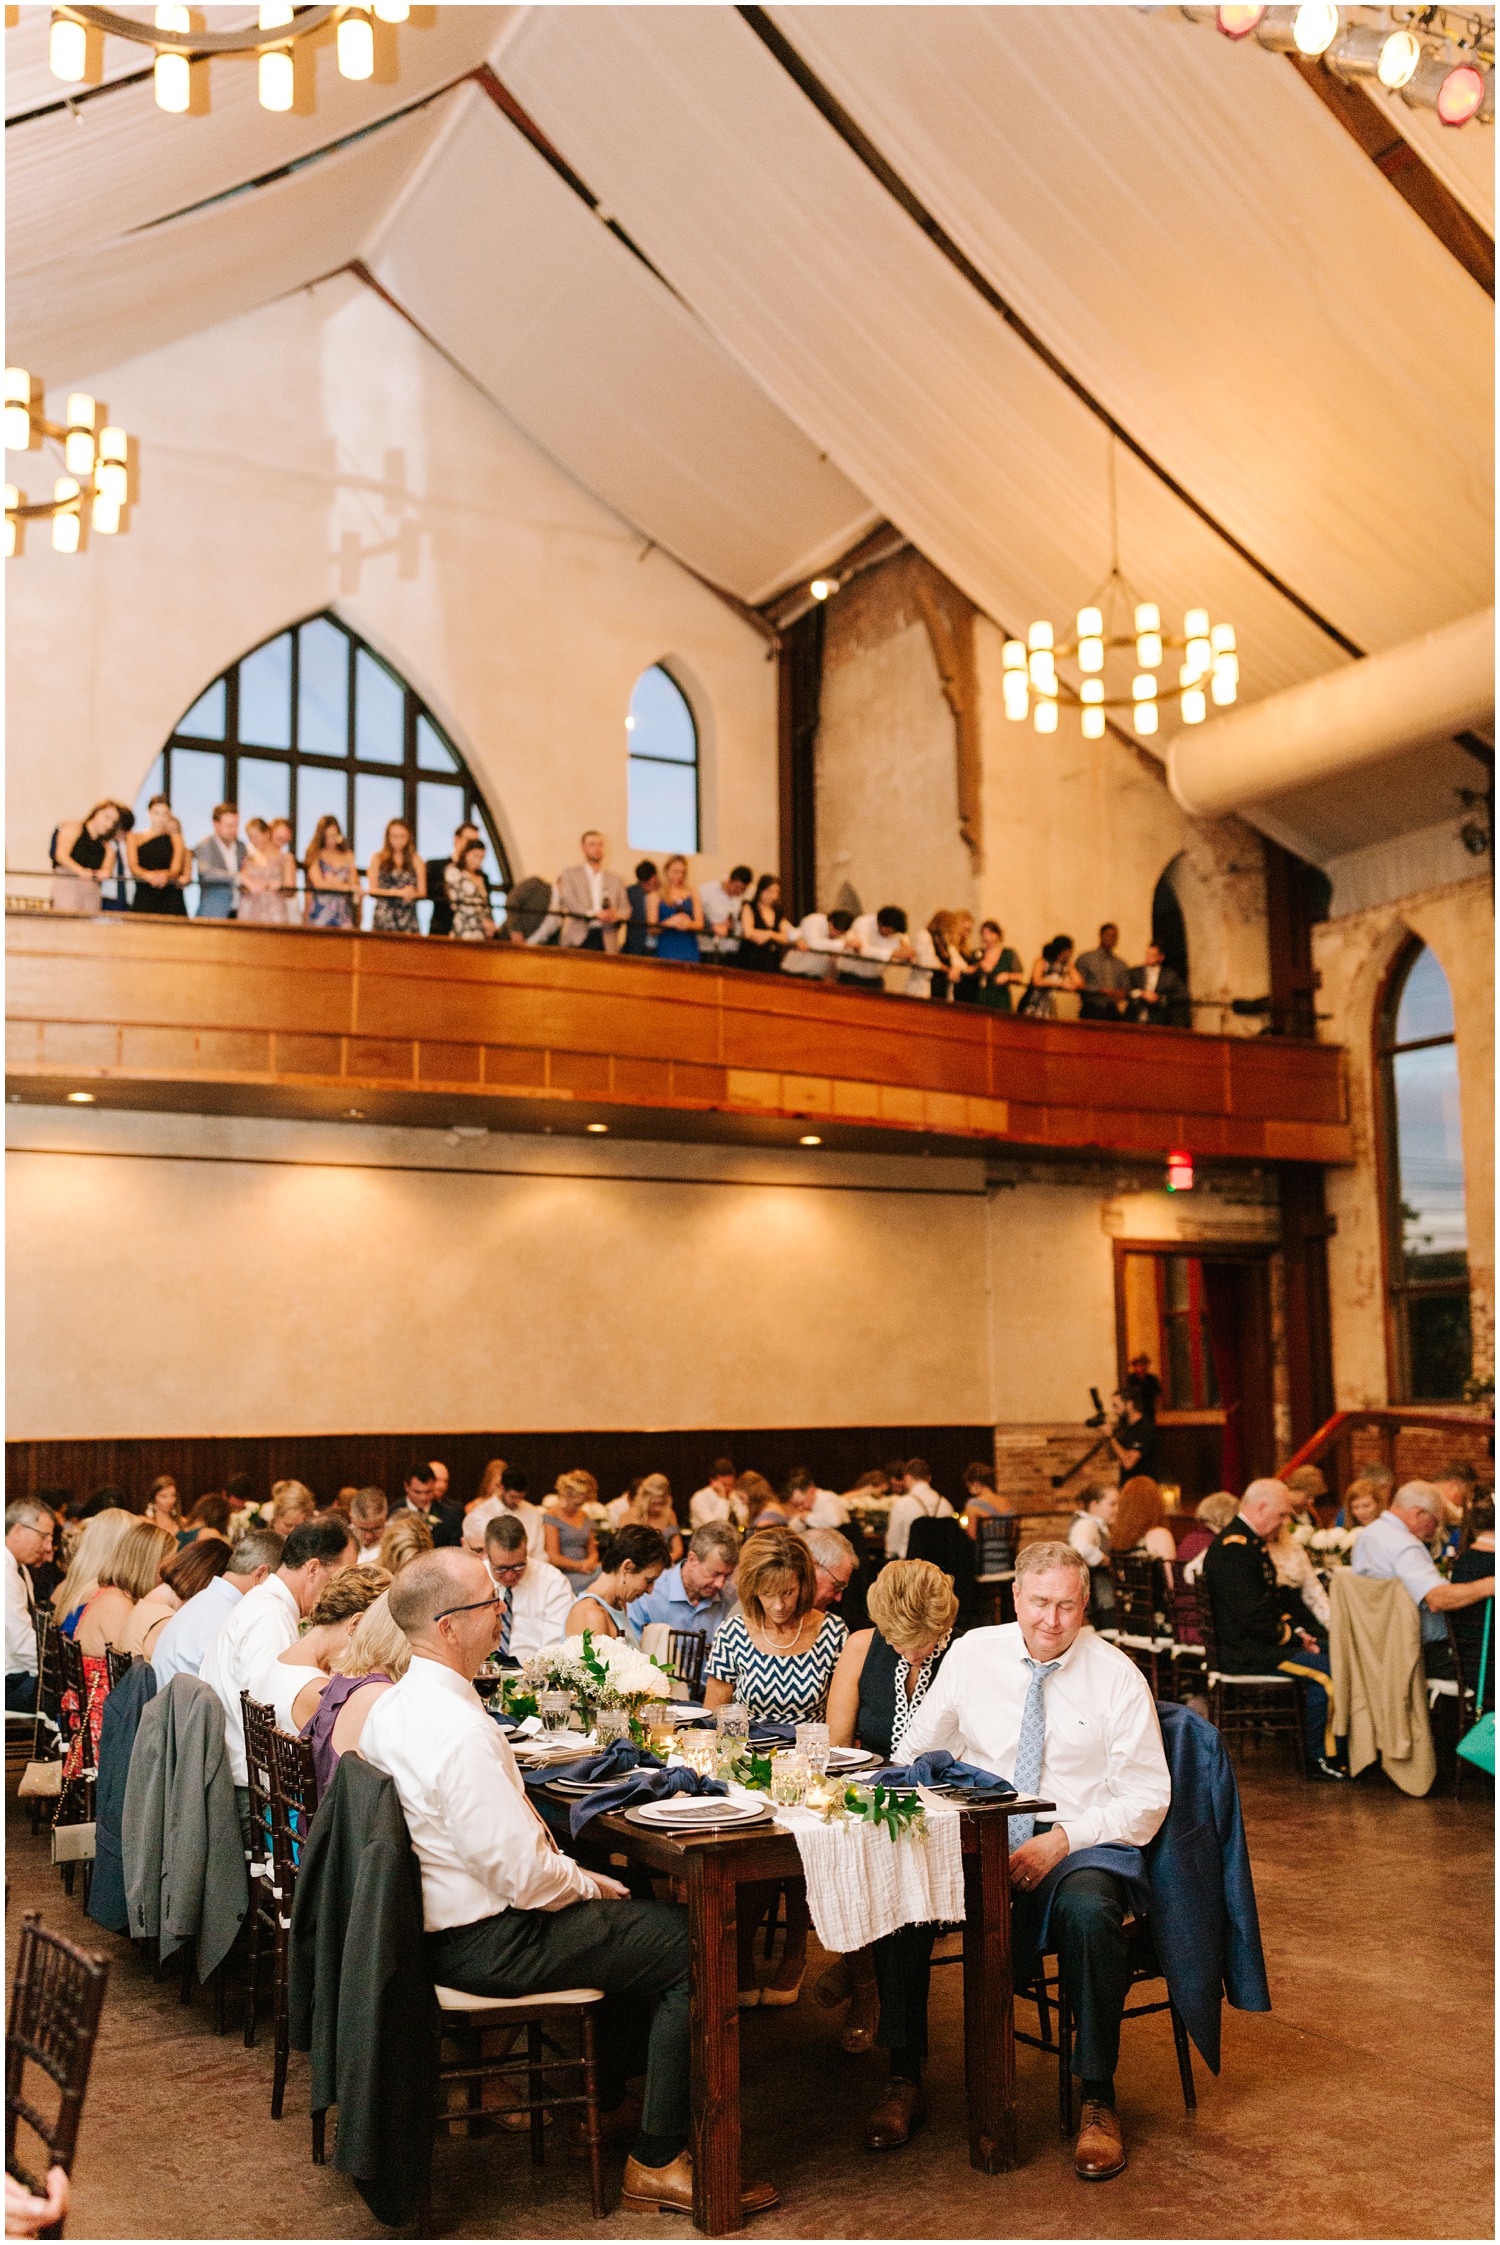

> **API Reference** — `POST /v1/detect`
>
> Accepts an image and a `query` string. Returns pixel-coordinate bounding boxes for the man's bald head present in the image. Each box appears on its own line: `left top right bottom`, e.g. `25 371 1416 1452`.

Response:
1240 1479 1295 1537
389 1547 488 1639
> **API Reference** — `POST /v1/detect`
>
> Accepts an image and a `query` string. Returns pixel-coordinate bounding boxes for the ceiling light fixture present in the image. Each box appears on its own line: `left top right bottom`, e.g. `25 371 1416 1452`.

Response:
586 1121 609 1134
45 5 417 113
5 372 132 555
66 1090 95 1103
809 577 839 601
1198 5 1494 127
799 1133 823 1145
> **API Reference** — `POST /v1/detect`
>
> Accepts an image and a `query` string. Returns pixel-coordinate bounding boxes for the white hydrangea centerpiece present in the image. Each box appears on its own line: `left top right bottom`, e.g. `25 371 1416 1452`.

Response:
521 1632 672 1725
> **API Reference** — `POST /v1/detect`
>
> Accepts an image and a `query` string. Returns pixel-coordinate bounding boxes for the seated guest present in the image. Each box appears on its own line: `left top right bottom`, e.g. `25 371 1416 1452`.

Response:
200 1517 356 1827
1068 1483 1118 1570
804 1528 858 1619
4 1501 55 1713
1450 1497 1496 1709
1174 1492 1239 1571
623 860 660 956
498 1469 549 1560
629 1475 684 1562
627 1524 739 1646
893 1542 1170 2174
568 1524 671 1643
151 1528 280 1687
1111 1477 1177 1572
145 1475 182 1536
464 1456 509 1535
267 1566 390 1735
1201 1480 1342 1777
75 1521 175 1658
1108 1395 1160 1483
544 1471 602 1586
689 1459 746 1530
50 1509 137 1636
824 1559 961 2058
1018 934 1082 1019
299 1589 412 1790
1430 1462 1478 1561
483 1514 575 1660
1350 1480 1494 1678
699 864 752 961
957 920 1026 1012
783 1474 818 1531
1075 924 1132 1022
706 1531 848 2007
361 1549 776 2218
389 1463 441 1533
1281 1464 1327 1531
1267 1512 1329 1630
1340 1477 1389 1534
269 1480 317 1536
742 1473 791 1529
186 1493 234 1547
736 875 788 971
838 906 913 989
803 1474 851 1529
350 1486 389 1564
884 1461 954 1560
781 907 853 981
1127 943 1190 1029
962 1461 1012 1528
117 1534 230 1662
377 1513 434 1575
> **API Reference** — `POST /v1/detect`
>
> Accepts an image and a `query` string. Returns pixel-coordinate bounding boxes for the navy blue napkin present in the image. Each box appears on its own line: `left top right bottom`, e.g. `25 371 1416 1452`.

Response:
568 1766 728 1837
863 1750 1017 1796
748 1721 797 1746
519 1739 662 1791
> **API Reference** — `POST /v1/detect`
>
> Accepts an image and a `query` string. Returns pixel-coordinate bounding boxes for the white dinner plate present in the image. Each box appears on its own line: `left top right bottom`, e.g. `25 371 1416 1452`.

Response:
827 1748 877 1771
634 1797 762 1825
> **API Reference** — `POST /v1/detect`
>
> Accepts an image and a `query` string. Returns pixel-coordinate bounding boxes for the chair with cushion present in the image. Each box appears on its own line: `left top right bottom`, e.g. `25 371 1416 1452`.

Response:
1107 1555 1175 1696
1197 1583 1304 1774
103 1649 134 1694
973 1516 1019 1625
1166 1573 1208 1695
266 1729 319 2121
5 1911 110 2239
240 1693 280 2047
906 1515 978 1628
666 1627 708 1701
431 1984 607 2220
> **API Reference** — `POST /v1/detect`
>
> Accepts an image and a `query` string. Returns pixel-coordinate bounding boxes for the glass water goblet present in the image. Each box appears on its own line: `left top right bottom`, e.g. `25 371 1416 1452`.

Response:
795 1722 830 1777
538 1690 574 1736
594 1708 630 1748
771 1750 810 1808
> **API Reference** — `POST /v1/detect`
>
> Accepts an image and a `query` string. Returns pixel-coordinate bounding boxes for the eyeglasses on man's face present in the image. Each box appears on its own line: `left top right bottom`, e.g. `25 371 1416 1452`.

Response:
435 1594 502 1624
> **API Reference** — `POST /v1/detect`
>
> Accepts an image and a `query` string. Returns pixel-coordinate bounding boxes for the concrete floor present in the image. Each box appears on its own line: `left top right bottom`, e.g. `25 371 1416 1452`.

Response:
6 1753 1492 2242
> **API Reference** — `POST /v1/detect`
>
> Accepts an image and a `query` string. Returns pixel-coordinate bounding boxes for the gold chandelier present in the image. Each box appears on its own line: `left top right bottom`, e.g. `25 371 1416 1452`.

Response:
1002 574 1237 740
5 373 132 555
46 4 413 115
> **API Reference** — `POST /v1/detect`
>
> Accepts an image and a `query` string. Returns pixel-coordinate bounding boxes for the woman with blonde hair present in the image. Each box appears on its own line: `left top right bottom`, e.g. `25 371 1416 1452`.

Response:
270 1480 317 1534
735 1471 788 1529
51 1510 137 1636
629 1473 683 1563
910 909 973 1003
646 853 703 963
1340 1477 1389 1532
299 1589 412 1790
75 1521 176 1658
116 1535 231 1662
544 1471 600 1587
1111 1476 1177 1568
234 816 285 925
268 1566 391 1736
377 1512 433 1575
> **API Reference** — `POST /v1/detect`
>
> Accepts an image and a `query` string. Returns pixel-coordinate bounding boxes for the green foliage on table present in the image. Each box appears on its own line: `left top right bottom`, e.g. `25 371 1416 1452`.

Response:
843 1782 925 1843
726 1747 775 1793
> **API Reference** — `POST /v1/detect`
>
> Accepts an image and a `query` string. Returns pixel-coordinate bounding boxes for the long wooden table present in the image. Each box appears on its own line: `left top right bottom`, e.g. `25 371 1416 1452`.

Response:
575 1792 1053 2236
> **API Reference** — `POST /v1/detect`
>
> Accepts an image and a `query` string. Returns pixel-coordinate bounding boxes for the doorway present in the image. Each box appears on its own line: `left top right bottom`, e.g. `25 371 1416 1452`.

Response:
1115 1243 1275 1497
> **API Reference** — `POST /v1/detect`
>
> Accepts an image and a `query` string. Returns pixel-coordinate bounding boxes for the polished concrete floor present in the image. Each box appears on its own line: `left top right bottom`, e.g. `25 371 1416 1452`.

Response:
6 1752 1492 2242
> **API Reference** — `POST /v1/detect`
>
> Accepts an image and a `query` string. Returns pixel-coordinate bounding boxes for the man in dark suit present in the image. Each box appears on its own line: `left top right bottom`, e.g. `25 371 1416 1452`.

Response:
1127 945 1190 1028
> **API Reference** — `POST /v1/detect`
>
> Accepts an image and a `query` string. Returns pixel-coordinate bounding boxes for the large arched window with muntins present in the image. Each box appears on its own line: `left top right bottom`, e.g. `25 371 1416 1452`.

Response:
627 664 698 855
135 612 509 922
1379 940 1471 1400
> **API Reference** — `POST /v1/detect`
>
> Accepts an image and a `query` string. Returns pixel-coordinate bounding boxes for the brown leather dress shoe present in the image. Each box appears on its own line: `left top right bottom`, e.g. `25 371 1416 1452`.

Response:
864 2077 927 2150
621 2151 779 2216
1073 2100 1127 2181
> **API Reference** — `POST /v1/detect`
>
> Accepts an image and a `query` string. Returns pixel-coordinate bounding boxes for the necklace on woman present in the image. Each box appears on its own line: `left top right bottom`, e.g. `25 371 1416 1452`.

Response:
762 1617 803 1654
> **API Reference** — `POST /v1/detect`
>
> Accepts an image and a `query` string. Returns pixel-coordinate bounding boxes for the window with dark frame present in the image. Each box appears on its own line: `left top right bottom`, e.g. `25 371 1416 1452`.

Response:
626 663 699 856
1379 939 1472 1402
133 612 510 924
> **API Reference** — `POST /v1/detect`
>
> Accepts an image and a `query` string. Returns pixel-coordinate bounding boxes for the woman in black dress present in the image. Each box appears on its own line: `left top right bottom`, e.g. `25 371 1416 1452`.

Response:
958 919 1028 1011
1451 1496 1495 1711
126 794 189 915
737 874 789 971
50 800 122 915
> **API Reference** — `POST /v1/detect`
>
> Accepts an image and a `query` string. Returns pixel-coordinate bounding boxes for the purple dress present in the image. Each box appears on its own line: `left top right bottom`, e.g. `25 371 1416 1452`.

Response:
299 1671 388 1798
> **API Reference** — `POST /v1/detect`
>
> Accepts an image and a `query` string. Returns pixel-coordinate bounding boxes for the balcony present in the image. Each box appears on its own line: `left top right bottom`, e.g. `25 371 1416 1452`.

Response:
4 915 1354 1163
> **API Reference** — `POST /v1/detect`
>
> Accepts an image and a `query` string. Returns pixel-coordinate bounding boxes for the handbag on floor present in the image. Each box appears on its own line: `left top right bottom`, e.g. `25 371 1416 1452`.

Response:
1456 1601 1494 1774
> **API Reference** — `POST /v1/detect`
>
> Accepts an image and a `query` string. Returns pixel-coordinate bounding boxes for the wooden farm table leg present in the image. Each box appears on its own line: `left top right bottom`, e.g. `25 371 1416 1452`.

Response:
963 1809 1017 2173
687 1845 743 2235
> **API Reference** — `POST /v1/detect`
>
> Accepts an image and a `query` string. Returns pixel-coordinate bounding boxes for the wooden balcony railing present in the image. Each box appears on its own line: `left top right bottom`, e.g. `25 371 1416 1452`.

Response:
5 914 1354 1163
1281 1407 1494 1496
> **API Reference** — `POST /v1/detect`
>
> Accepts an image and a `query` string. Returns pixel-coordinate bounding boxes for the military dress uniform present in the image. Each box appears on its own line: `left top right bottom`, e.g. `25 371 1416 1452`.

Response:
1201 1515 1335 1767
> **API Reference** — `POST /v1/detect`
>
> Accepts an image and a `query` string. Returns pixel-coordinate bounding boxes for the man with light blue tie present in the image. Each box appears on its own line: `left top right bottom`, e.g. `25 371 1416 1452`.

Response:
880 1541 1171 2180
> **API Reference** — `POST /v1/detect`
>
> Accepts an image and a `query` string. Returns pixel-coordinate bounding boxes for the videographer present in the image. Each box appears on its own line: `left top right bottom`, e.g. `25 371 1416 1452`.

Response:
1108 1392 1160 1482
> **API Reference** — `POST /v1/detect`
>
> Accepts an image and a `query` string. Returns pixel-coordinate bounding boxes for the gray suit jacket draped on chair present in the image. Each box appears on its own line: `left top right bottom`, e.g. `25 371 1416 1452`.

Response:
120 1672 247 1979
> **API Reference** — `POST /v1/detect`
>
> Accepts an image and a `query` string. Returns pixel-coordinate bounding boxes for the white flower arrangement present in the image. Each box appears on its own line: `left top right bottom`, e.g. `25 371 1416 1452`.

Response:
524 1631 671 1708
1309 1526 1355 1559
1289 1523 1315 1546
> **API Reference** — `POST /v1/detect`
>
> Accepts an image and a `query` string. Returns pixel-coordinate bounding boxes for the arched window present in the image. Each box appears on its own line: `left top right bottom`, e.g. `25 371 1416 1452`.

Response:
136 613 509 921
626 664 698 855
1380 940 1471 1400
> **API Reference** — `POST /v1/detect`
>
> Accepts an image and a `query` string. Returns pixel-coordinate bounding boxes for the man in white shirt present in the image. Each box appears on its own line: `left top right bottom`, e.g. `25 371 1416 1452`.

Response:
837 906 914 989
698 864 752 961
362 1547 777 2219
151 1527 280 1689
781 909 854 982
804 1528 857 1620
1352 1480 1494 1662
482 1514 574 1661
689 1459 746 1530
350 1488 389 1566
529 830 629 952
4 1500 54 1711
895 1541 1170 2179
884 1461 954 1559
200 1517 355 1814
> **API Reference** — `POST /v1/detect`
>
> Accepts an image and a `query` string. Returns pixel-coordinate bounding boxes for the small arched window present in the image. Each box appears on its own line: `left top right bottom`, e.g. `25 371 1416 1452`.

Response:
1379 940 1471 1400
136 612 508 922
626 664 698 855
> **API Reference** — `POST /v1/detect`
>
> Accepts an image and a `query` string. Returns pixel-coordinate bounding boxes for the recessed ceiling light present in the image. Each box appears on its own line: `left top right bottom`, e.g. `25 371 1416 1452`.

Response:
799 1133 822 1146
66 1091 95 1104
586 1122 609 1134
344 1107 364 1120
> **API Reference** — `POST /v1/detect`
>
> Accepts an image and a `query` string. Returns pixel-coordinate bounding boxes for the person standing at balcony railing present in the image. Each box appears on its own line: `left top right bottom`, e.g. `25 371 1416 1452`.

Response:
193 802 245 919
50 799 123 916
838 906 913 991
782 907 853 983
1128 944 1190 1029
1018 934 1083 1020
126 793 189 918
700 863 752 962
1076 924 1132 1022
446 839 496 942
529 828 629 952
237 818 287 925
956 920 1026 1012
737 874 789 972
304 814 359 930
426 820 477 940
368 817 426 935
648 853 703 964
623 859 659 956
908 909 972 1002
266 817 299 924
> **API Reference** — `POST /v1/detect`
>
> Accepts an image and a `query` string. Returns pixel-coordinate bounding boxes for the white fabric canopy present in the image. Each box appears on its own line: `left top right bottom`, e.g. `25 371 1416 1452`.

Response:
368 85 874 604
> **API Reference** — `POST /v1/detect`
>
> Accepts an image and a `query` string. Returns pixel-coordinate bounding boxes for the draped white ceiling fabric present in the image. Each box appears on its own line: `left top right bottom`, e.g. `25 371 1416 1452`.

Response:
367 85 874 604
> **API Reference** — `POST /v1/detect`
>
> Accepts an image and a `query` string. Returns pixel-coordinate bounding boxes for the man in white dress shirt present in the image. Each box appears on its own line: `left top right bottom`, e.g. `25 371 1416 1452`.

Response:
482 1514 574 1661
151 1527 279 1689
884 1461 954 1559
200 1518 354 1825
698 864 752 961
4 1500 54 1712
361 1548 777 2219
688 1459 746 1531
894 1541 1171 2179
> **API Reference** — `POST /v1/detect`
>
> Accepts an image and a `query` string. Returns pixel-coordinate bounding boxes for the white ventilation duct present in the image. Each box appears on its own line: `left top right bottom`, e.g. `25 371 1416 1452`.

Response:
1168 607 1495 821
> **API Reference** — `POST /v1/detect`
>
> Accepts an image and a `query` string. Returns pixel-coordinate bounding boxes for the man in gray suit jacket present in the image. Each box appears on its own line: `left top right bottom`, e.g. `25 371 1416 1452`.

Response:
193 803 246 919
528 829 628 952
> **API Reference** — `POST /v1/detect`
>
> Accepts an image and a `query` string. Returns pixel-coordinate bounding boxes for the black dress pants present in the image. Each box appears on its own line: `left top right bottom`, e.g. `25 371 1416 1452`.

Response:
426 1898 690 2136
871 1924 939 2061
1013 1866 1132 2083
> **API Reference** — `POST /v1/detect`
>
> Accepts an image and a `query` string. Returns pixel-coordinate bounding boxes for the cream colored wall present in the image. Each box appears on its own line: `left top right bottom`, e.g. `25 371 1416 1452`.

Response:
1314 872 1494 1406
4 274 777 884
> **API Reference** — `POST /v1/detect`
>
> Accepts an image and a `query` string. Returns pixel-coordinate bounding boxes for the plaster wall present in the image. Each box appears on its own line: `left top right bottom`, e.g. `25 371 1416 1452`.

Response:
4 275 777 887
1313 872 1494 1404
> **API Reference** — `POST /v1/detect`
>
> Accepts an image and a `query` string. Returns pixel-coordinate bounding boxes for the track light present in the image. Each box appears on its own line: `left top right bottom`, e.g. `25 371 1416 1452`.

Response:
1216 3 1266 35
